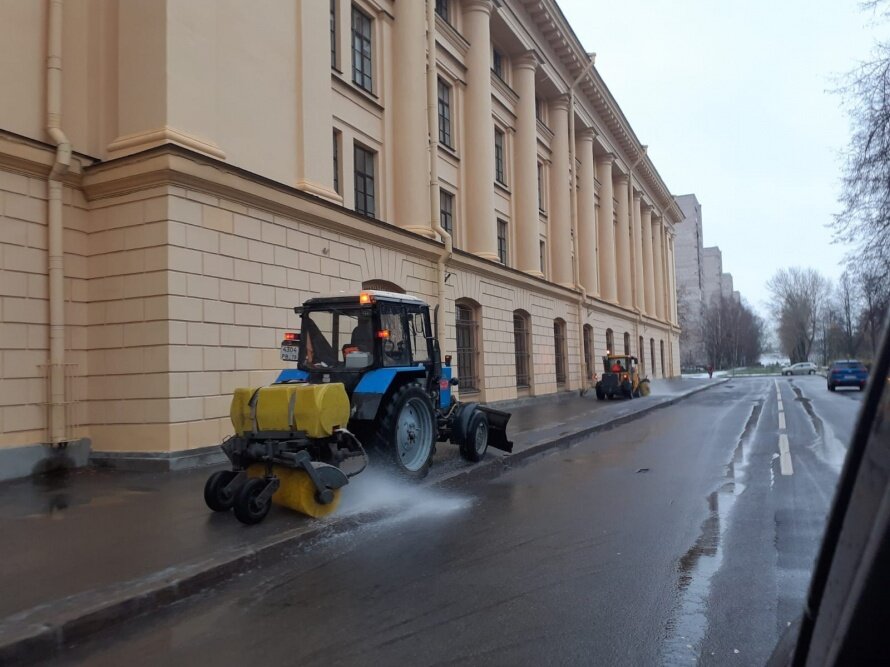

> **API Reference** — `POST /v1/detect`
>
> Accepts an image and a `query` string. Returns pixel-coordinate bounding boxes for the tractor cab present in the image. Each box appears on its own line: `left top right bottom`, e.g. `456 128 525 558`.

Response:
279 290 436 395
595 354 649 400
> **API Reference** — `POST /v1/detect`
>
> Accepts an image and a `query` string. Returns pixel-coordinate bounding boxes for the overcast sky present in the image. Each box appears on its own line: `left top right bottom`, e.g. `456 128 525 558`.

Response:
559 0 881 317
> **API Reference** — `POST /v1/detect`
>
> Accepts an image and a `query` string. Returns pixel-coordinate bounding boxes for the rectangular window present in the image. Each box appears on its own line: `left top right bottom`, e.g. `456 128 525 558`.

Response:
492 47 504 78
435 0 449 23
330 0 337 69
332 130 341 194
437 78 452 148
540 240 546 276
354 144 376 218
440 189 454 235
497 219 508 265
408 310 431 363
537 162 544 211
514 315 530 388
455 305 479 392
494 128 506 185
351 6 373 92
535 97 543 122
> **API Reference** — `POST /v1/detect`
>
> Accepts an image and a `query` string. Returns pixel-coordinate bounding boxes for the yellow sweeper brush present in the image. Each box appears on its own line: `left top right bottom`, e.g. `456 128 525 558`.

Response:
247 465 342 518
204 382 366 524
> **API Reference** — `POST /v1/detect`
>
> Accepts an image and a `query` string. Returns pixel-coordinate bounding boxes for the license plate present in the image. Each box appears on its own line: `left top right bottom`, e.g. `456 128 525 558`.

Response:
280 344 300 362
844 374 855 380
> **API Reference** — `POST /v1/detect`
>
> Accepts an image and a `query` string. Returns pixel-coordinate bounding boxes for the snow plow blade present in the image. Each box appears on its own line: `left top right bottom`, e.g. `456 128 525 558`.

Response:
478 406 513 453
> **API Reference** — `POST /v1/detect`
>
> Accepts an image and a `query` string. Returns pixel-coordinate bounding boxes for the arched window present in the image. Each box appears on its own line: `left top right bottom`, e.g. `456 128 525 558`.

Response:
650 338 656 378
660 339 666 377
623 332 631 356
605 328 615 356
554 318 567 387
513 310 531 389
455 301 480 392
639 335 645 375
362 279 405 294
583 324 594 382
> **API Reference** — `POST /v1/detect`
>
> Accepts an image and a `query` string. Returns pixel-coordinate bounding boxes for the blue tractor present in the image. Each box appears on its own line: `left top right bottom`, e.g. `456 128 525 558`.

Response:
204 290 512 524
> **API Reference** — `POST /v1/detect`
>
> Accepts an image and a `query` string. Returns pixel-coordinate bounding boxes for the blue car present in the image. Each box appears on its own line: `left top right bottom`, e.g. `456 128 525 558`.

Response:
827 360 869 391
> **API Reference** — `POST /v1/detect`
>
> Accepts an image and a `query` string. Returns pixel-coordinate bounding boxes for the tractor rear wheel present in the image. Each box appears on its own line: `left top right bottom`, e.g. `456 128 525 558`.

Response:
459 409 489 462
375 384 435 479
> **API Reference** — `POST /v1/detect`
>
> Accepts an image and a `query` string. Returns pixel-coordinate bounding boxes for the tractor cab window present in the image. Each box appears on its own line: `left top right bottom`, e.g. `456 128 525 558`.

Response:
299 308 375 371
408 310 431 363
379 304 410 367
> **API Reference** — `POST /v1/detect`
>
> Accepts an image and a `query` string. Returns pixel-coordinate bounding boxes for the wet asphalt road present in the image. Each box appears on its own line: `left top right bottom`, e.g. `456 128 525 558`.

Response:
49 376 863 667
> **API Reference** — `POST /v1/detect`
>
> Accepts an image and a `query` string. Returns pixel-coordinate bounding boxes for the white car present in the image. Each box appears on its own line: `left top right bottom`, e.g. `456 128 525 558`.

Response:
782 362 817 376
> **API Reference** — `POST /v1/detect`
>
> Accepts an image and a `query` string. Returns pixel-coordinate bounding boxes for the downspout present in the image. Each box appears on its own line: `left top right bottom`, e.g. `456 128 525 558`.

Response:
46 0 72 444
568 54 595 394
427 0 451 349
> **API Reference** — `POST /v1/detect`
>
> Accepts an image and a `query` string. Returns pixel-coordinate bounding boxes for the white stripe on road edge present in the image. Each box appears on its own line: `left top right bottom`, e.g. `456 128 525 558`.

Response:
779 434 794 475
778 412 786 430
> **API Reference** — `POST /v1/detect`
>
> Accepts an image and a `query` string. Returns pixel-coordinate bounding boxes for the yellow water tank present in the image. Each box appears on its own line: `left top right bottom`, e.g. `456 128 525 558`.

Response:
229 383 350 438
292 383 350 438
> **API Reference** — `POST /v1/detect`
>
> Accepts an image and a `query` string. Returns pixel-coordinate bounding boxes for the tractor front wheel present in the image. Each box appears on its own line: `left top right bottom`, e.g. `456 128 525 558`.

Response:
376 384 436 479
459 410 489 463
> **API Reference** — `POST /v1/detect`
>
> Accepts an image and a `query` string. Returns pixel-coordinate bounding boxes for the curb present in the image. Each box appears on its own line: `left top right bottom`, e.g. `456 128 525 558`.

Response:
0 379 727 664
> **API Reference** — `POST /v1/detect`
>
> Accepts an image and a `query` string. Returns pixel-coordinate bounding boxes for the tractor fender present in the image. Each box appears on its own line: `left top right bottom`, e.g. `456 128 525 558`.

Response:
351 367 426 421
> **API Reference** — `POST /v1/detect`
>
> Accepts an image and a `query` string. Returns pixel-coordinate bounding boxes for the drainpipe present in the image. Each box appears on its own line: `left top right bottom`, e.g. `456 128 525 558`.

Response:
568 54 595 394
46 0 71 444
427 0 451 351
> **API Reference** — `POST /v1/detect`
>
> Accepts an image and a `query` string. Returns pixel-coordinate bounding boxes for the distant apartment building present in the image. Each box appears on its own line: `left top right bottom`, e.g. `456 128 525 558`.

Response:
674 194 742 367
674 194 705 367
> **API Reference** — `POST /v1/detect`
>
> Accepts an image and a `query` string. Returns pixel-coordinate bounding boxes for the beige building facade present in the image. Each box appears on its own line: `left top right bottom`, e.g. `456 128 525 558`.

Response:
0 0 682 475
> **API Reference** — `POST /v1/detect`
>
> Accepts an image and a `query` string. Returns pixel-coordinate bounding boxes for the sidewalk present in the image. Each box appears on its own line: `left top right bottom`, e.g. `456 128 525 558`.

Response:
0 377 725 662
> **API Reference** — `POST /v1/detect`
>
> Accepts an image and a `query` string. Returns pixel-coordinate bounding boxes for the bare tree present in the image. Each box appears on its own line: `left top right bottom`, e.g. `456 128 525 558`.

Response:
702 295 763 369
767 267 830 363
836 269 860 358
833 0 890 351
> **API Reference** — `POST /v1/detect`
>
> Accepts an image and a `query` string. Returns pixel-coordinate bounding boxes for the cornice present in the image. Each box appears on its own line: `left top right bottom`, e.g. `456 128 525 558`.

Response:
79 144 593 304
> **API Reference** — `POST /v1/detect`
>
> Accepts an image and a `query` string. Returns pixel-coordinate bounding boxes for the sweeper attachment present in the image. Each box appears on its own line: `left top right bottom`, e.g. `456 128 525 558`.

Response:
204 290 512 524
204 383 367 523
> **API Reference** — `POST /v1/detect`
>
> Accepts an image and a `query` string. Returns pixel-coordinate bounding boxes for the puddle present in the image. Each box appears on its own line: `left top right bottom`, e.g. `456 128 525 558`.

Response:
789 382 847 469
661 397 761 665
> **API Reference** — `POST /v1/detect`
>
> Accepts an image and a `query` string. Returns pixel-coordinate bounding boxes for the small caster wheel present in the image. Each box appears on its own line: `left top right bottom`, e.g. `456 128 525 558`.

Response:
204 470 238 512
233 478 273 525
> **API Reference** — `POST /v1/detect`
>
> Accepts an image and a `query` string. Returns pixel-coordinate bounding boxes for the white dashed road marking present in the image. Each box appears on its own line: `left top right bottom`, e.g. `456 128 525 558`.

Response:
775 380 793 476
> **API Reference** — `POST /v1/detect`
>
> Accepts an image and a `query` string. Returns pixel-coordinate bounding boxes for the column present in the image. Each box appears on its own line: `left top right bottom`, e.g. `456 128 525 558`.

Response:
596 155 617 302
653 216 666 320
631 189 644 311
614 174 632 306
294 0 338 201
462 0 499 261
668 235 679 323
641 205 655 316
392 0 433 236
548 96 573 287
577 129 598 294
513 52 542 276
